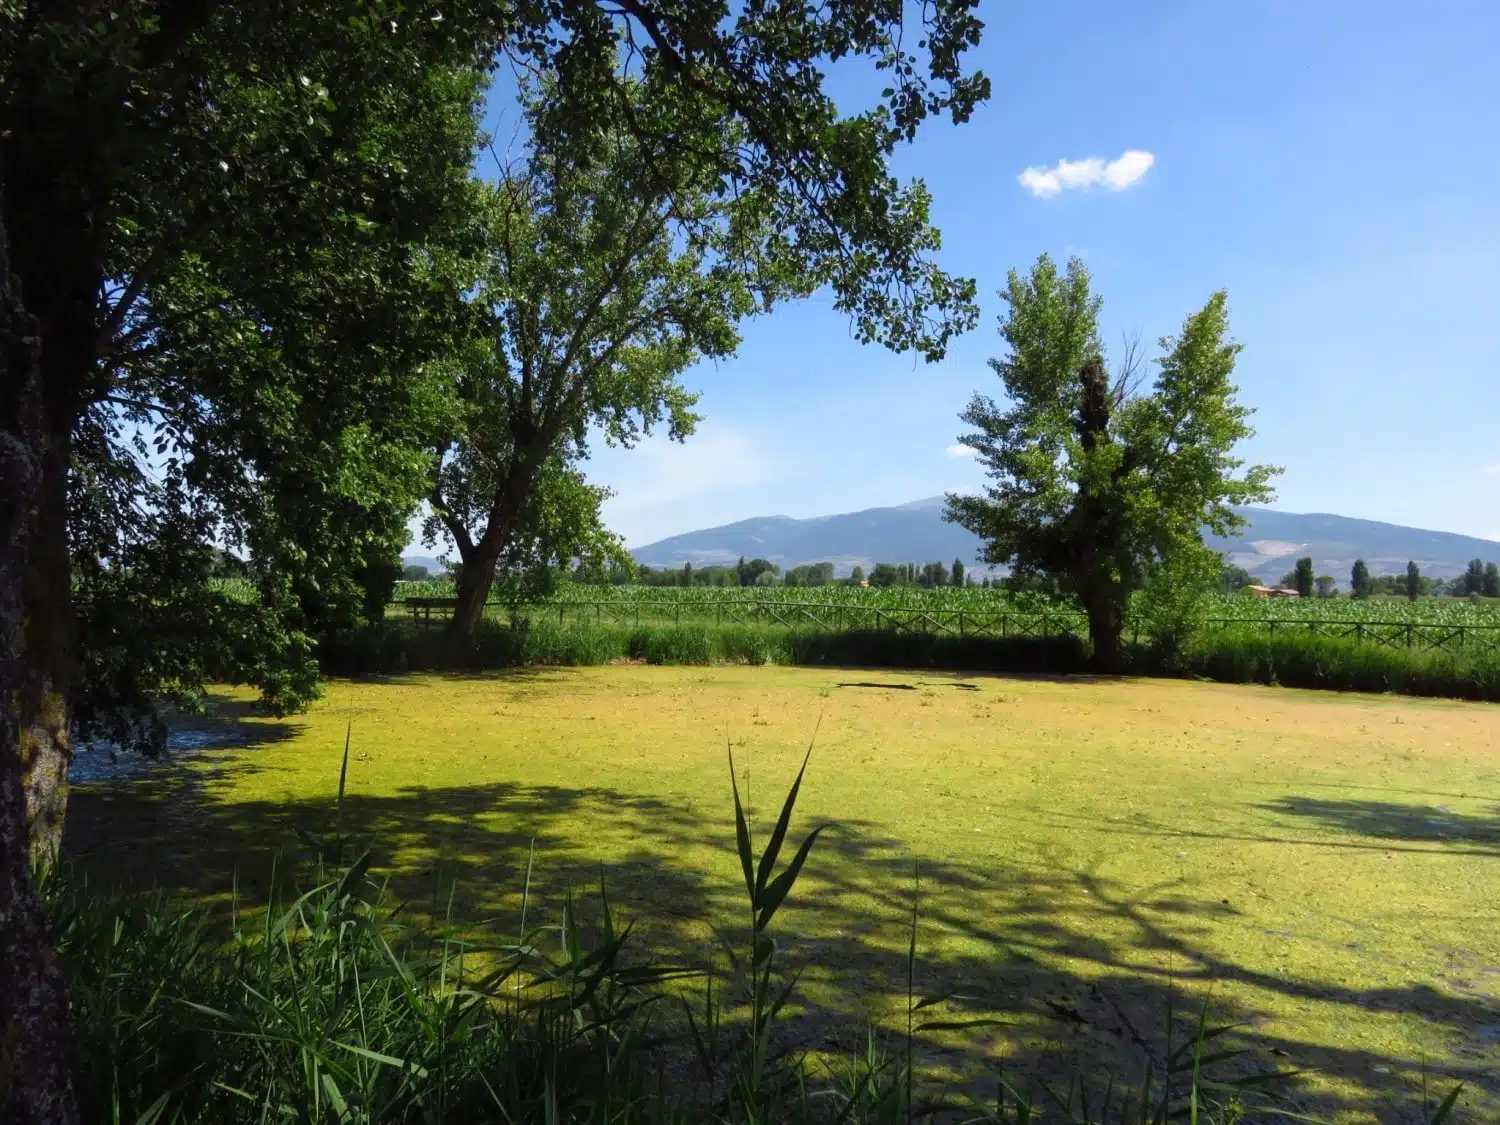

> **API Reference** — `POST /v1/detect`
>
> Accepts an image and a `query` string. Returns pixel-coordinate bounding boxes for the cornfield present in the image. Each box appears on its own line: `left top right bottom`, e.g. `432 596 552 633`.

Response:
389 579 1500 625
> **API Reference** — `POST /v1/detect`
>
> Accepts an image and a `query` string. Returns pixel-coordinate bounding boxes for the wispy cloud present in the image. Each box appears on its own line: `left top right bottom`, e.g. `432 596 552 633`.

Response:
1019 150 1155 198
1483 462 1500 476
946 443 977 458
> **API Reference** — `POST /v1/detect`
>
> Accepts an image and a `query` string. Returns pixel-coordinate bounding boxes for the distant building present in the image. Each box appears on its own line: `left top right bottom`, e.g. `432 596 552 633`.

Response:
1246 585 1299 598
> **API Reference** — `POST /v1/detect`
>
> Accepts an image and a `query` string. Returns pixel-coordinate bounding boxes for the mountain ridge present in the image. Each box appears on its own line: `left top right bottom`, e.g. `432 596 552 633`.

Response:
626 500 1500 583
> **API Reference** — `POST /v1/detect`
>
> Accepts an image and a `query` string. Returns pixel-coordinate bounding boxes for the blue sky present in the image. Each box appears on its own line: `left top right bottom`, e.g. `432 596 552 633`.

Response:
422 1 1500 554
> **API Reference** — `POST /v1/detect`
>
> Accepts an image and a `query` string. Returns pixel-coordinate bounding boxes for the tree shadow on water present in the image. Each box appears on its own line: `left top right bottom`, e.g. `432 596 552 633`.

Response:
64 764 1499 1123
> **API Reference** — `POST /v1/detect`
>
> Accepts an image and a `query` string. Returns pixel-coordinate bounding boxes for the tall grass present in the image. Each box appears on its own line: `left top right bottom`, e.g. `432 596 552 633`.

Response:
318 621 1091 679
1179 628 1500 701
48 744 1364 1124
318 619 1500 702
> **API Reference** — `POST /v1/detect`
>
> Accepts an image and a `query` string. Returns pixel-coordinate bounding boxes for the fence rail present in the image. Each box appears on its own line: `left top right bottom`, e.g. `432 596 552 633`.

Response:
405 598 1500 655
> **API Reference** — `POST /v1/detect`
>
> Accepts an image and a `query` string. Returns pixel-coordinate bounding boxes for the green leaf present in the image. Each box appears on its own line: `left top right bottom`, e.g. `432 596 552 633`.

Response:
1429 1084 1464 1125
753 732 818 900
728 744 757 905
755 824 830 932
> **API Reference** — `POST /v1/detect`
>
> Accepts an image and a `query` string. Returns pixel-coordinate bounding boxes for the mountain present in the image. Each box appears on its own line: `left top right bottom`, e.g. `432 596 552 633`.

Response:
631 500 1500 583
631 497 997 577
400 555 446 575
1203 510 1500 583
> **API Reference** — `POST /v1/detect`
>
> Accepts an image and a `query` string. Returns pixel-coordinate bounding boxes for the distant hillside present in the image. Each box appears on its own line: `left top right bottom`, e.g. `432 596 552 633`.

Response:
631 498 997 578
631 500 1500 583
399 555 446 575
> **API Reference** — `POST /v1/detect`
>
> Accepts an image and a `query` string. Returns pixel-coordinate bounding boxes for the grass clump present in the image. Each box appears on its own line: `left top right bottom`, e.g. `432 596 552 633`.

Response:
1183 628 1500 701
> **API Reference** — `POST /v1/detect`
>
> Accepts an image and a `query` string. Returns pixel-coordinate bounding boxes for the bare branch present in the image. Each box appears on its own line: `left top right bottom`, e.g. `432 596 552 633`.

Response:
1111 329 1148 406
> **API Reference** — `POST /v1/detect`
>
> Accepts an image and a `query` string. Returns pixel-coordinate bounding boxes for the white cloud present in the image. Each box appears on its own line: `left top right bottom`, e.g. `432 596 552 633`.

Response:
1018 150 1156 198
587 422 808 546
946 443 977 458
1483 462 1500 475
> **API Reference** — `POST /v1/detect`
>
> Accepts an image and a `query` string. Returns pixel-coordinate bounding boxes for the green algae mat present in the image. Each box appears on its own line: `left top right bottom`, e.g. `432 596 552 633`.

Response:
68 667 1500 1122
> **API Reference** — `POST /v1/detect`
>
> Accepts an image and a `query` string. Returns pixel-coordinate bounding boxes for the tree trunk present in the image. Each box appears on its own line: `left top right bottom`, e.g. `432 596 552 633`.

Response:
449 543 501 645
1084 595 1125 675
0 189 81 1125
445 466 537 647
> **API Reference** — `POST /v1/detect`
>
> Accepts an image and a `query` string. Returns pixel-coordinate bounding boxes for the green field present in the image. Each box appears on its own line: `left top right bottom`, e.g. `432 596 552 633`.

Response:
398 580 1500 624
69 667 1500 1123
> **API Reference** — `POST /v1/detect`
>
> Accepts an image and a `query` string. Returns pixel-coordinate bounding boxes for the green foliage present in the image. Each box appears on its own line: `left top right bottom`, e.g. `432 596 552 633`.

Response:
1484 562 1500 599
1184 628 1500 701
945 255 1278 670
1351 558 1371 599
738 558 781 587
1135 546 1218 670
1464 558 1487 596
785 562 836 587
1315 575 1337 599
1294 557 1315 599
1220 563 1255 592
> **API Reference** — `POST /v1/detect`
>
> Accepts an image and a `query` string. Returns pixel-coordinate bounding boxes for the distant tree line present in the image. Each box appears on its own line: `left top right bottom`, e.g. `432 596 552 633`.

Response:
559 555 992 589
1218 556 1500 600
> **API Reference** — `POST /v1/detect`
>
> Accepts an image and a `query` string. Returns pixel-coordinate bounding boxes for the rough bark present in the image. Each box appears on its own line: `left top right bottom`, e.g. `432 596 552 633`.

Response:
0 186 82 1125
449 540 502 643
445 461 540 646
1083 594 1126 675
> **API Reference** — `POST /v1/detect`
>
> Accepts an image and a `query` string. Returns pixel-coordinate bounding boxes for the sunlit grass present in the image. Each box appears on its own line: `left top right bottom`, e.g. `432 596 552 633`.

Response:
68 667 1500 1122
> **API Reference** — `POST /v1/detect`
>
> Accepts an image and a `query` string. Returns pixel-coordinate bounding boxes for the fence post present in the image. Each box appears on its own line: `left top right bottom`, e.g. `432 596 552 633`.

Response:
559 603 565 627
958 610 965 638
675 604 681 627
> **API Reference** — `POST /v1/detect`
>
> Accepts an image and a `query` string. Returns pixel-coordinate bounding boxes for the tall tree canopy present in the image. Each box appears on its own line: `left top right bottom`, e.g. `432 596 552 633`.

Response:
1351 559 1371 599
1 3 991 1118
945 255 1279 670
428 78 806 637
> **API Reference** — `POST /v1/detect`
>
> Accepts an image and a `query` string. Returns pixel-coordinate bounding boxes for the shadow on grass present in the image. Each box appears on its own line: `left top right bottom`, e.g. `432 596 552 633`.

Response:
64 759 1498 1123
1257 796 1500 851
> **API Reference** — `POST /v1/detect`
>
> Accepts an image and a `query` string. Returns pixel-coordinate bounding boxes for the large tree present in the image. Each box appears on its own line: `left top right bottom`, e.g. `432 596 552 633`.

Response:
428 66 979 640
1294 557 1315 598
945 255 1278 671
1463 558 1487 596
1350 558 1371 599
2 3 992 1115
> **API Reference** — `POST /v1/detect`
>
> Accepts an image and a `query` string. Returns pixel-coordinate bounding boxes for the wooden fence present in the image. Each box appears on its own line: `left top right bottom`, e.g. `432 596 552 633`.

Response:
406 598 1500 655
